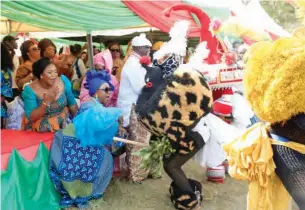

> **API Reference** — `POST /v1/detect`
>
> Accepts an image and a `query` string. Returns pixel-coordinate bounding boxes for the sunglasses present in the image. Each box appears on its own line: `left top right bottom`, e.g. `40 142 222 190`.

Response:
110 49 120 53
28 48 40 52
98 87 112 93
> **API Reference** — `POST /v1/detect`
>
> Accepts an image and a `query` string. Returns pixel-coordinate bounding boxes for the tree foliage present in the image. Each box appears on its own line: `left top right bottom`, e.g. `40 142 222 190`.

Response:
260 0 302 32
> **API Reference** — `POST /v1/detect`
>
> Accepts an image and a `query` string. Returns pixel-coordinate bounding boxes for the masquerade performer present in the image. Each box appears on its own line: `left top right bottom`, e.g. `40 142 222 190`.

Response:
136 20 214 209
137 45 212 210
49 71 121 208
223 37 305 210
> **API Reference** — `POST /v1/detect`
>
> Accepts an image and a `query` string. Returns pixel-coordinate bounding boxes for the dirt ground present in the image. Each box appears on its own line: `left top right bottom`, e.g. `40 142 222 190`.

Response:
69 160 299 210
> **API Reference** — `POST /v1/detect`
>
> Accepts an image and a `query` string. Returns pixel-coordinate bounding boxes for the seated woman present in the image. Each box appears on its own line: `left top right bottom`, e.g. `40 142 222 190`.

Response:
79 49 119 107
22 57 78 132
49 71 123 208
16 40 40 90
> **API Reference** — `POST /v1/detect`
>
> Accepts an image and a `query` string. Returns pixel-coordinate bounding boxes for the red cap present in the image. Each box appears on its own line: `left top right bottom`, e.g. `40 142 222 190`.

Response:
212 97 232 117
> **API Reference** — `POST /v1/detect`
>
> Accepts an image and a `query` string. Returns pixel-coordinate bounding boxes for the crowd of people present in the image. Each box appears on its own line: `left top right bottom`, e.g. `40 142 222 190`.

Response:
0 33 180 208
1 19 304 210
0 29 252 209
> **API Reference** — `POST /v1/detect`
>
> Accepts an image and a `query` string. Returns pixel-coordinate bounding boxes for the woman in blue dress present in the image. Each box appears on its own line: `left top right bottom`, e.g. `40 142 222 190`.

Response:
49 71 125 208
21 57 78 132
1 43 14 129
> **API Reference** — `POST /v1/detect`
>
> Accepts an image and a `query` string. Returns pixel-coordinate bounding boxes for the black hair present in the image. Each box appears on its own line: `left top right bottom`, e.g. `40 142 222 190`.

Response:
38 38 57 57
107 41 120 49
32 57 53 79
70 44 82 57
59 46 64 55
1 43 14 71
2 35 15 43
20 40 35 61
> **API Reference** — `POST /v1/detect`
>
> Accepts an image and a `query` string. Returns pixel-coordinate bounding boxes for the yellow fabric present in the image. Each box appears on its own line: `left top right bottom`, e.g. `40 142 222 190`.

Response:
223 122 305 210
293 26 305 38
152 41 164 51
244 38 305 123
221 17 270 42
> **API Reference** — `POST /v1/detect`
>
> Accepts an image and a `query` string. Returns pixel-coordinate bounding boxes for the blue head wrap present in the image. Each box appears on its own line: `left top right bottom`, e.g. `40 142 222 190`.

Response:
84 70 114 96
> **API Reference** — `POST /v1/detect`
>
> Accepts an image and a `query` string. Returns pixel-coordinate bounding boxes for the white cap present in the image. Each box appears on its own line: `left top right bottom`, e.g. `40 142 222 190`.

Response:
131 33 152 47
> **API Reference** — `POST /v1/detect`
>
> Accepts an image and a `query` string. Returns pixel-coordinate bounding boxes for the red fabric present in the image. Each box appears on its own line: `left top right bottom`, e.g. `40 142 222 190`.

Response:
213 98 233 117
162 3 224 64
241 36 257 45
123 1 200 36
124 2 224 64
212 88 233 101
265 30 280 41
1 130 54 170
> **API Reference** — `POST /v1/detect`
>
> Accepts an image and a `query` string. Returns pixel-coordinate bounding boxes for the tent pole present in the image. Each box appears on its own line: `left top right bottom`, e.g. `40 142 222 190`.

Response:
7 19 12 34
86 33 94 69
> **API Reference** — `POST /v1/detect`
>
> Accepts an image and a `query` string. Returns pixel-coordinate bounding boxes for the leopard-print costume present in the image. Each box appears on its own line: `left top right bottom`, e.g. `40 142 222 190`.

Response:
136 67 213 155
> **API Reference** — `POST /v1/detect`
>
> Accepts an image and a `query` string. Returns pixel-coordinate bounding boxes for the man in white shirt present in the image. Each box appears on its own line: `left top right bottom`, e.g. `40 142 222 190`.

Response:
117 33 152 183
118 33 152 128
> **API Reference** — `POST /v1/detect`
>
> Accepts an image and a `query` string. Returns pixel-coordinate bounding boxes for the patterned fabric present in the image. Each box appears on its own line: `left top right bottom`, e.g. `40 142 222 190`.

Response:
153 54 181 79
273 144 305 209
1 100 8 118
22 75 76 132
58 136 103 182
6 96 24 130
49 129 114 209
1 68 13 119
23 93 69 132
126 104 151 182
1 68 13 98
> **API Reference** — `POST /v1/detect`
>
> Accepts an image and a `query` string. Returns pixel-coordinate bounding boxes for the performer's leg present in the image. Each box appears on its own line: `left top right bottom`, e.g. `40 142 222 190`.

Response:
164 131 205 193
273 145 305 209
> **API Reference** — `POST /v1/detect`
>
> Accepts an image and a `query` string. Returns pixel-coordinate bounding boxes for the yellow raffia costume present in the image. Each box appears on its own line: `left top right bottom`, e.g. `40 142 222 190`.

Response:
223 36 305 210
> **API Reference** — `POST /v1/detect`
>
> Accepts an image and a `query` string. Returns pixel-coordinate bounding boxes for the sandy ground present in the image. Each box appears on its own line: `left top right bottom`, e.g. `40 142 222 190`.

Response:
68 160 299 210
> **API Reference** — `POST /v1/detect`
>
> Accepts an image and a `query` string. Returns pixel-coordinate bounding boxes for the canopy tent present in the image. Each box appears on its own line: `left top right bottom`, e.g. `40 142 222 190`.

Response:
1 0 230 35
0 0 233 65
1 17 48 34
1 0 290 42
